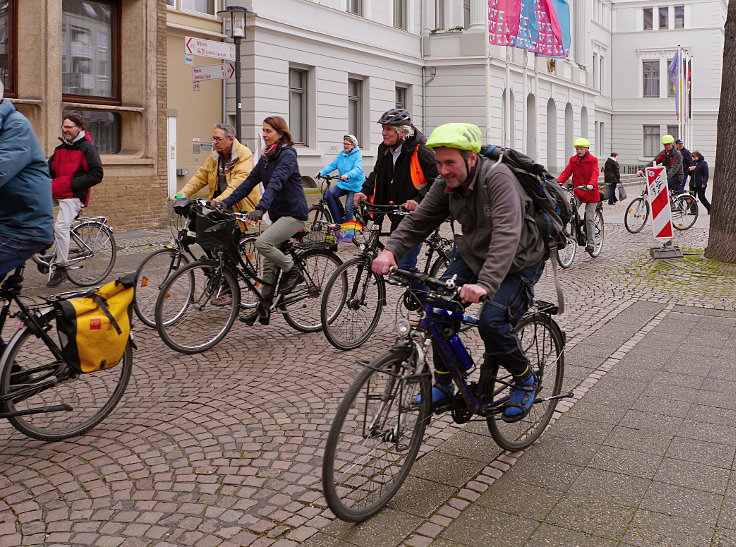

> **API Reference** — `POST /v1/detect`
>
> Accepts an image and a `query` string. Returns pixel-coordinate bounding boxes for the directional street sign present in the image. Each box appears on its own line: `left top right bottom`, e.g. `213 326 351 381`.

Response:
192 62 235 82
184 37 235 61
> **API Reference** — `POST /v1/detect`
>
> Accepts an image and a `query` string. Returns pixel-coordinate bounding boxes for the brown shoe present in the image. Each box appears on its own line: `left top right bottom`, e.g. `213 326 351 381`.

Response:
210 293 232 306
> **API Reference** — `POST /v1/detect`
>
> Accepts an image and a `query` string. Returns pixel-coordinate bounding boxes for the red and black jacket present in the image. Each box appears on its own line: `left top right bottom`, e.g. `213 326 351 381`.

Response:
48 131 103 205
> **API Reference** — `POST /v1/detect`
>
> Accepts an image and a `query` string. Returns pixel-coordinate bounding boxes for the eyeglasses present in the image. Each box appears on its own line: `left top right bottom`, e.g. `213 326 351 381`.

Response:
62 125 79 130
212 136 227 142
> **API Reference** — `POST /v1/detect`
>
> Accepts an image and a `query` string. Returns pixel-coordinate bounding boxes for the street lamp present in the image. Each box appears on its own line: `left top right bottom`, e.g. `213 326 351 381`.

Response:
218 5 248 142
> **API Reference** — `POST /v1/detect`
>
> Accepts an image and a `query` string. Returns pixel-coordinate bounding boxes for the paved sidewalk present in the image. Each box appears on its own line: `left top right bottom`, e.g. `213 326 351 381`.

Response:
1 214 734 546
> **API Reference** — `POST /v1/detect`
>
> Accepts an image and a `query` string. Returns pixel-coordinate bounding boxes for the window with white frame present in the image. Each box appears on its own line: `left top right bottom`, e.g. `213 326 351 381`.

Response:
434 0 444 30
642 60 659 97
347 0 362 16
667 125 679 141
393 0 406 30
166 0 174 6
395 86 407 110
643 125 660 156
348 78 362 143
643 7 653 30
658 7 668 29
289 68 308 145
181 0 216 15
674 6 684 28
599 55 605 93
593 53 598 90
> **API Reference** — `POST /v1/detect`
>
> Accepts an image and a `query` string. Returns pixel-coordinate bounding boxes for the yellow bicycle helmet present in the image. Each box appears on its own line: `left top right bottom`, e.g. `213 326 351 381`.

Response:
661 134 675 145
426 123 483 152
573 137 590 148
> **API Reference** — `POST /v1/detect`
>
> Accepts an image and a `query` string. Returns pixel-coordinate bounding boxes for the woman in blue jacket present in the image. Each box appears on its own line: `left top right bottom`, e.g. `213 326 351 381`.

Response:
214 116 308 325
318 135 365 222
688 151 711 214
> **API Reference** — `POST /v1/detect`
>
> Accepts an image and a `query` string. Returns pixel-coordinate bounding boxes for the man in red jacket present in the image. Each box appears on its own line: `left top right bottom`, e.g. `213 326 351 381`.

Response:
47 113 103 287
557 138 600 255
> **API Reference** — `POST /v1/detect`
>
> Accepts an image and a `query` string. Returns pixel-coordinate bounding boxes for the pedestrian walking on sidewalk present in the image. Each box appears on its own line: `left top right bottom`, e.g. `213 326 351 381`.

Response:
604 152 620 205
689 151 711 214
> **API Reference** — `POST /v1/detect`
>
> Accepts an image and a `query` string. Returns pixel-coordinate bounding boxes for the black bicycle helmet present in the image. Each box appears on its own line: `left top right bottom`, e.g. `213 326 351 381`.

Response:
377 108 411 126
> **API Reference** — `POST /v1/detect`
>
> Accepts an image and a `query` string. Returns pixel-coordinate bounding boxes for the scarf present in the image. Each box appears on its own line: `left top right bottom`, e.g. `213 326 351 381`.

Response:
262 143 279 161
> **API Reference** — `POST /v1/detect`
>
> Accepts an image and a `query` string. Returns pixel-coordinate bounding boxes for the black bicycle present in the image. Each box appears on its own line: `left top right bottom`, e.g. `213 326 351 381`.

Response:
0 265 132 441
133 201 261 328
320 202 453 350
307 174 340 227
322 267 569 522
556 185 605 268
153 203 342 354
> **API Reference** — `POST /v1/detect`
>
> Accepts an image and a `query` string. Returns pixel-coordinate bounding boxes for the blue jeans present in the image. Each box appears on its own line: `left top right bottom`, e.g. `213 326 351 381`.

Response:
434 256 545 378
0 236 48 281
329 186 355 222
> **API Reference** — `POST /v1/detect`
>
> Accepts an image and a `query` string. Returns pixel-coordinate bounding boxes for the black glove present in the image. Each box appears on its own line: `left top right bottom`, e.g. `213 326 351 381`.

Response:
246 209 264 222
173 197 191 216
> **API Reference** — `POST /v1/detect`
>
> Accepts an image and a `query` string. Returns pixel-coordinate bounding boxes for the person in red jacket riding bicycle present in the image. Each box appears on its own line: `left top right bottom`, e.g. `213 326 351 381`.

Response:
557 138 600 255
47 113 104 287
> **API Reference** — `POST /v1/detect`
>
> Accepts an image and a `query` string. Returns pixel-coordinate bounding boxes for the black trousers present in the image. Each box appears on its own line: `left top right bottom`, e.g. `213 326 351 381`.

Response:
695 187 711 212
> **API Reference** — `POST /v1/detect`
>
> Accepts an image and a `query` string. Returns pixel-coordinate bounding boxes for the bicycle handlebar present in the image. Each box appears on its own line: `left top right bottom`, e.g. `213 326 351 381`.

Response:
357 200 409 215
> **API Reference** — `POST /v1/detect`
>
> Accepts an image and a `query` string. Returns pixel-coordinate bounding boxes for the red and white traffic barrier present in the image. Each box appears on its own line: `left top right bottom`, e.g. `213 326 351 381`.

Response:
646 167 673 239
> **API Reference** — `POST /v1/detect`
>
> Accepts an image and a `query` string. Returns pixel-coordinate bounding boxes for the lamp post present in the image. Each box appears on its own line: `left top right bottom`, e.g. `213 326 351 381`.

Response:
217 5 247 142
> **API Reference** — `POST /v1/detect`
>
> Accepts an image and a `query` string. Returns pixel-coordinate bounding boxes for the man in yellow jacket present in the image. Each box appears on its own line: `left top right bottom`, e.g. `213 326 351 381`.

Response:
176 123 260 212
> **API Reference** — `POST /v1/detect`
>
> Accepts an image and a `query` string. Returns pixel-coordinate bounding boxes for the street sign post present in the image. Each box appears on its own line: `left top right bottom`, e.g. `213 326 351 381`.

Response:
184 37 235 61
192 62 235 82
646 167 683 258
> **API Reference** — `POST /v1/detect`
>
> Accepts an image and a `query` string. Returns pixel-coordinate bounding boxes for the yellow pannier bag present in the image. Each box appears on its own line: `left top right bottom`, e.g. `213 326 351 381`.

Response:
56 273 135 373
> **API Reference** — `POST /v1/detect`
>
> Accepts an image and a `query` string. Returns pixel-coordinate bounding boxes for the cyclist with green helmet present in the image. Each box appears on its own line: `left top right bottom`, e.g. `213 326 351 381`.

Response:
371 122 546 422
557 137 600 254
636 134 683 192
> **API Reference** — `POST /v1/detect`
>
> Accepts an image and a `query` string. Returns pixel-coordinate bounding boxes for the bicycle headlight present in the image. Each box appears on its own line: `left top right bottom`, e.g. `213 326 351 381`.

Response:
395 318 412 336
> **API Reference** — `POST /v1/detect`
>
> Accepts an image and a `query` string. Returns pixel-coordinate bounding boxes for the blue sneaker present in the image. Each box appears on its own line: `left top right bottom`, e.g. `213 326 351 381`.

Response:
502 375 538 422
415 382 454 405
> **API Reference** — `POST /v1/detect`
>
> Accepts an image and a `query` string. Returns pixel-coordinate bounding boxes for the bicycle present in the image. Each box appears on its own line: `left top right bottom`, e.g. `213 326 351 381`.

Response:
556 185 605 268
132 201 261 328
0 264 132 441
322 267 569 522
320 202 453 351
307 174 340 227
624 177 699 233
153 203 342 354
32 215 117 286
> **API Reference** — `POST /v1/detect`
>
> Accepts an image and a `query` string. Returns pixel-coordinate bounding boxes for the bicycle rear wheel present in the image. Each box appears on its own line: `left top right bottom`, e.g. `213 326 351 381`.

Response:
154 259 240 354
487 313 564 451
238 236 262 310
624 197 649 234
556 218 577 269
672 194 698 230
321 257 385 350
0 327 132 442
590 210 605 257
133 248 190 328
282 249 341 333
322 346 431 522
66 222 117 286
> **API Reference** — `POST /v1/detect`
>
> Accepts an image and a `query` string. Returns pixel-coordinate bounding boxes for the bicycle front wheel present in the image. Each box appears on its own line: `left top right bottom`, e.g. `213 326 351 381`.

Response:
282 249 342 333
66 222 117 286
556 218 577 269
672 194 698 230
238 236 262 310
154 259 240 354
307 204 333 230
624 197 649 234
321 257 385 350
590 210 605 257
133 248 190 328
0 327 132 442
487 313 565 451
322 346 431 522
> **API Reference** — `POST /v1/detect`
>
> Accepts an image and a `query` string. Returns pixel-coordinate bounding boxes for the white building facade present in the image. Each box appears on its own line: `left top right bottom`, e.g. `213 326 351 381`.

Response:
216 0 725 181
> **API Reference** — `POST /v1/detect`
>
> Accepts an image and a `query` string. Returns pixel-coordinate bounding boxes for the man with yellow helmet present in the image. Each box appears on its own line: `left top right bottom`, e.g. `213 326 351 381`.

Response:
636 134 684 191
371 123 546 422
557 137 600 254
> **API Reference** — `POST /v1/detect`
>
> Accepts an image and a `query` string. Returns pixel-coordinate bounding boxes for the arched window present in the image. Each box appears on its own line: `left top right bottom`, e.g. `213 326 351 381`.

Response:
546 98 557 172
526 94 536 158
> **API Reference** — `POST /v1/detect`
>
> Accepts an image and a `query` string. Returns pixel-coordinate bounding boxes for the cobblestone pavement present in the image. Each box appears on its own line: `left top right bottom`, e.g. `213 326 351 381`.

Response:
1 201 734 546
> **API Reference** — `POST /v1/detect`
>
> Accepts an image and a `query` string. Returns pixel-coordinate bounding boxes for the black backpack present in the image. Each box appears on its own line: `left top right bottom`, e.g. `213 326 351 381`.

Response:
481 145 573 313
481 145 573 253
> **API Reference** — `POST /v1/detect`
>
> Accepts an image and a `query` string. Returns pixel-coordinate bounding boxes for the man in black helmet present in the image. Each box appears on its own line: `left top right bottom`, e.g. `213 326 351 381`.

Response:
353 108 438 273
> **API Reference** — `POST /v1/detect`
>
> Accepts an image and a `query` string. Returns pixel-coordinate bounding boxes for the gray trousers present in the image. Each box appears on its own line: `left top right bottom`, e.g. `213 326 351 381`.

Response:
582 201 597 246
255 216 306 302
52 198 83 266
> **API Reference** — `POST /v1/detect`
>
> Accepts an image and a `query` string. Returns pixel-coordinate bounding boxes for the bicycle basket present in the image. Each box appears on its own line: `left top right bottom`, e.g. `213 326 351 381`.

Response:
195 208 237 251
294 221 338 250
